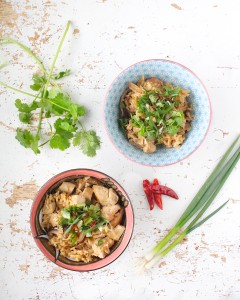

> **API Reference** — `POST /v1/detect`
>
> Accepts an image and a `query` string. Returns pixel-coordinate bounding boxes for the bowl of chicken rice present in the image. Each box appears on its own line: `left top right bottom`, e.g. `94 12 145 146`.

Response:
30 169 134 271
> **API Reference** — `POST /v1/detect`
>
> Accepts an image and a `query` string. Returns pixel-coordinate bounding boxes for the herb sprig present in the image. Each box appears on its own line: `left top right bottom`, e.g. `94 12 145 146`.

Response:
0 21 100 156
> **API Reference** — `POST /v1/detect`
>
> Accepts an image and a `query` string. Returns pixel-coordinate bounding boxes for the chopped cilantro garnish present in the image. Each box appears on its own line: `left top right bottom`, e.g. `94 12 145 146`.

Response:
124 86 184 143
97 239 104 246
60 203 108 245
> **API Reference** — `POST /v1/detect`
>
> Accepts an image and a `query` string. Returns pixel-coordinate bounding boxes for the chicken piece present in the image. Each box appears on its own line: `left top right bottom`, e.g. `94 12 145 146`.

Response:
108 225 125 241
70 194 86 205
91 237 115 259
129 136 145 149
101 204 121 221
142 139 156 153
128 82 144 94
42 196 56 214
125 92 139 114
144 77 163 91
110 207 124 227
58 182 76 194
93 186 119 206
82 187 93 201
92 185 108 203
84 177 100 185
76 179 85 193
107 188 118 205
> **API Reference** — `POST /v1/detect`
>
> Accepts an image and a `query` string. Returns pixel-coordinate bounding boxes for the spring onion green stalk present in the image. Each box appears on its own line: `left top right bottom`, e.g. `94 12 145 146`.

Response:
142 135 240 270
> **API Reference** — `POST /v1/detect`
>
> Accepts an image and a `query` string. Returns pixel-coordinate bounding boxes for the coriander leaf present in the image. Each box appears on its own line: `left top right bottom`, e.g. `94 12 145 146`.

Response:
69 103 79 120
15 128 40 154
47 92 70 114
74 130 100 157
97 239 103 246
15 99 38 113
48 87 59 99
77 106 86 117
118 118 128 133
62 208 71 219
80 130 101 157
30 75 46 91
49 134 71 150
149 94 157 103
54 118 76 135
32 74 46 84
19 112 31 124
30 83 42 91
165 111 184 135
54 69 71 80
45 111 51 118
59 121 76 132
73 132 83 146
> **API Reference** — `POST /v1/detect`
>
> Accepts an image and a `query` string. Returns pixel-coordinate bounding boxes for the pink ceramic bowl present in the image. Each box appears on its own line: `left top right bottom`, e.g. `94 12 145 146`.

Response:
30 169 134 272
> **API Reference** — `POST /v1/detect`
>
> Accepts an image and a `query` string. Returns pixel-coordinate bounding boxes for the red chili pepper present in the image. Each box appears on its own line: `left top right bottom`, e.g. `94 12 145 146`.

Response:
143 179 155 210
151 184 179 199
90 221 96 228
71 224 79 233
152 178 163 209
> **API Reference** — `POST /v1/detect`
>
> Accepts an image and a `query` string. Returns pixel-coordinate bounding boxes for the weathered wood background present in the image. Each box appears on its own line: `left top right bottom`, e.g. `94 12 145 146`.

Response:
0 1 239 299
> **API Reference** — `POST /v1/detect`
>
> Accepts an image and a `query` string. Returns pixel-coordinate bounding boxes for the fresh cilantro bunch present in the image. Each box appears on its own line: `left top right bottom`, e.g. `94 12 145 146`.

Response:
120 86 184 143
60 203 108 244
0 21 100 156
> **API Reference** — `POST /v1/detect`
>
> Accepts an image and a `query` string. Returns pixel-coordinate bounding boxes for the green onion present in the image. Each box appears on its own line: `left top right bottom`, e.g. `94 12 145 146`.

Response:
142 135 240 270
63 216 81 237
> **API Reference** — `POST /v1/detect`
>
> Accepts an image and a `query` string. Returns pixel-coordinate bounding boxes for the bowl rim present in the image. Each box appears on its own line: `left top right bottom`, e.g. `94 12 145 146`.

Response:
103 58 212 167
30 168 134 272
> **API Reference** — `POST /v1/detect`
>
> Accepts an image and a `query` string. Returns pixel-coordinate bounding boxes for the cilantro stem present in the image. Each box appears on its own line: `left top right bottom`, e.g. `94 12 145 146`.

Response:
39 138 52 147
36 21 71 144
47 99 71 112
0 37 47 75
78 120 85 132
0 62 8 70
37 90 44 136
43 21 71 97
0 81 41 98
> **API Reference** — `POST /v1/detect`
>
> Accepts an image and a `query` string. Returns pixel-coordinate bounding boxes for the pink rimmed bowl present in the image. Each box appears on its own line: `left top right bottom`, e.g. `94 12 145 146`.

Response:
30 169 134 272
104 59 211 166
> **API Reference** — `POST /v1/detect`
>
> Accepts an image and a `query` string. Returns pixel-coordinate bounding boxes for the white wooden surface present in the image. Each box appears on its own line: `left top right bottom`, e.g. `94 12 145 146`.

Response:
0 1 240 299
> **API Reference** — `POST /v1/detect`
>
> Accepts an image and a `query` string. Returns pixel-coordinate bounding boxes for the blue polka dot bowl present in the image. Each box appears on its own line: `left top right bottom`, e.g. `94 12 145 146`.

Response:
104 59 211 167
